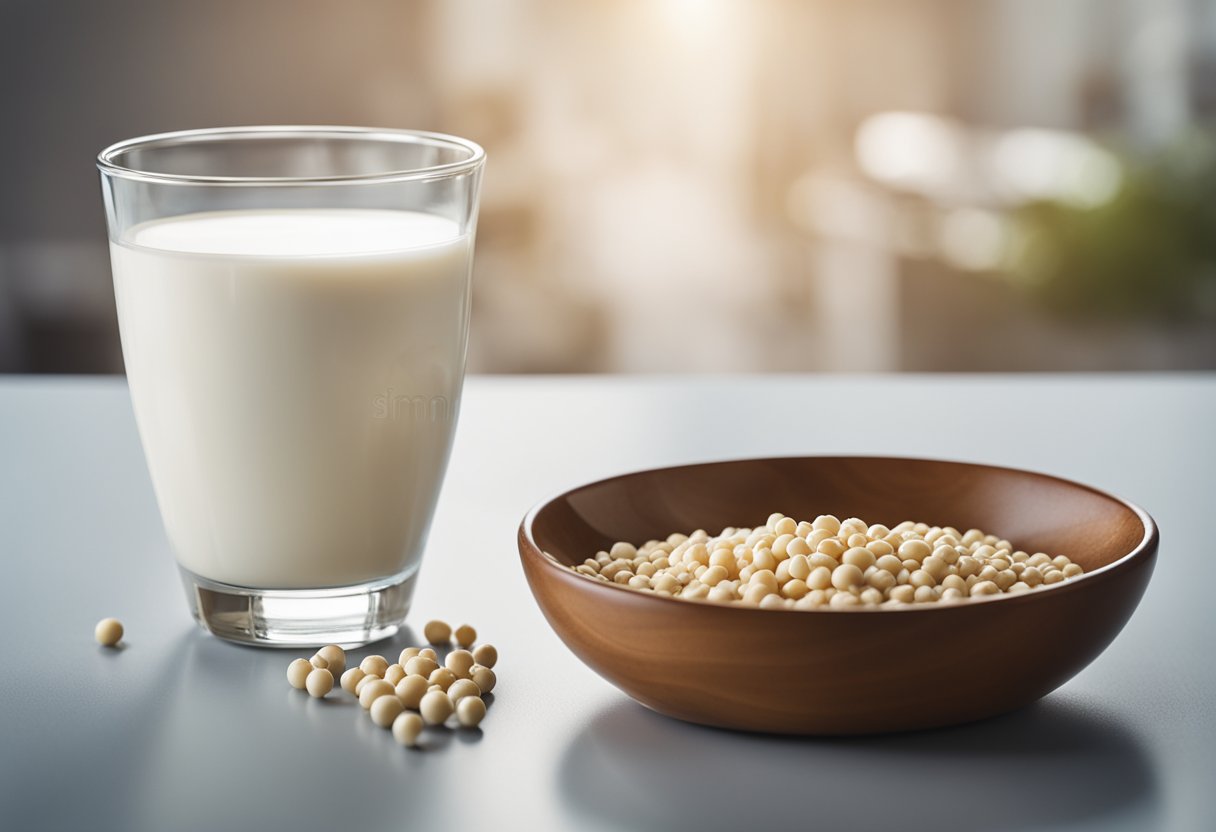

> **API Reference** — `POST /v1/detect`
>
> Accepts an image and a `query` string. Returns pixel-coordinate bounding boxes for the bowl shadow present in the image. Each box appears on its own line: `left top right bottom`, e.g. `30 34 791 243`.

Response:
557 696 1161 832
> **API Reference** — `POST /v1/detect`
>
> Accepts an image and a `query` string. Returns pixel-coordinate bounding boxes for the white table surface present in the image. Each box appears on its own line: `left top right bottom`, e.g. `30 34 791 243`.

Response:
1 374 1214 832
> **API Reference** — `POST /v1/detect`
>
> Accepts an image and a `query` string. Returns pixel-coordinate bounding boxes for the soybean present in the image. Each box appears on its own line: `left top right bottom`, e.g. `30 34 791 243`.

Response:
94 618 124 647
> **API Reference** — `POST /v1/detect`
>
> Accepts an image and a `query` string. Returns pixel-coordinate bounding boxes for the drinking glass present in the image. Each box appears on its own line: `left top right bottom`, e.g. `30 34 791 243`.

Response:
98 126 484 646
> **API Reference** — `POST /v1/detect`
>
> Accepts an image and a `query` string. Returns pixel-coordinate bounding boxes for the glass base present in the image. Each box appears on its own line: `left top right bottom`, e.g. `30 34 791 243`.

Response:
180 567 417 648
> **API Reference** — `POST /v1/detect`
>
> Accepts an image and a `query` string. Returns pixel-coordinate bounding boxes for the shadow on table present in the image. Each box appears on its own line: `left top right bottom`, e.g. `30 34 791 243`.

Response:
108 625 467 831
557 697 1161 832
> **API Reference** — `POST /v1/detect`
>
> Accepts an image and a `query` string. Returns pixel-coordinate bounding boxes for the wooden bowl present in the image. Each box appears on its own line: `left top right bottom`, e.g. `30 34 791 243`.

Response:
519 456 1158 735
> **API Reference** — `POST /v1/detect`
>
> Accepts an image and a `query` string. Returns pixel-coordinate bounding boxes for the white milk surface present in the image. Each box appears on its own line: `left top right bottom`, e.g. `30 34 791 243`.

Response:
111 209 472 588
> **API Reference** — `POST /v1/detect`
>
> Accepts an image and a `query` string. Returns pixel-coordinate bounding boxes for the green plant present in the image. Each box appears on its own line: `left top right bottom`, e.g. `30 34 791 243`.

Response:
1011 129 1216 323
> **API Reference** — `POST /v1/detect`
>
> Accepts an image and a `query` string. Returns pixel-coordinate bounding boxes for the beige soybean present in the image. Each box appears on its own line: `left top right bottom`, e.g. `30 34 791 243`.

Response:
355 673 380 697
921 556 948 581
807 566 833 591
360 655 389 677
392 712 425 747
370 693 405 727
941 574 967 593
454 624 477 648
830 592 860 608
816 539 845 558
456 695 487 728
471 644 498 669
419 690 454 725
971 581 1000 597
448 678 482 703
305 668 334 699
866 570 896 592
423 620 452 644
429 668 457 691
340 667 366 695
94 618 124 647
470 665 497 695
889 585 915 603
384 664 407 686
287 658 313 690
782 579 809 600
898 540 932 562
446 650 475 677
831 564 863 590
842 548 875 570
395 674 429 709
316 645 346 678
359 679 396 709
858 587 882 605
867 540 894 557
404 656 439 678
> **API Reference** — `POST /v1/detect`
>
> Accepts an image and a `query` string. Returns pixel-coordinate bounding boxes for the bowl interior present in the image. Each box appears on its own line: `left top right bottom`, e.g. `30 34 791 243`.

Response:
529 457 1148 574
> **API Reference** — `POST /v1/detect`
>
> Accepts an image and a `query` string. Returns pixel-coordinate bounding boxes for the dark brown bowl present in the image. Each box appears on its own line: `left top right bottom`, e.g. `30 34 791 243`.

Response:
519 456 1157 735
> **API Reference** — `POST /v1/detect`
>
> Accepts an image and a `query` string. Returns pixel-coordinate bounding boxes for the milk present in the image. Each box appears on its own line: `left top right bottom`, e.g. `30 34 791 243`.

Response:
111 209 472 588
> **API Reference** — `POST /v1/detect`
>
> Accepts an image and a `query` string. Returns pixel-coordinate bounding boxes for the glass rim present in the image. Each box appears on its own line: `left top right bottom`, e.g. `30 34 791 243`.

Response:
97 125 485 187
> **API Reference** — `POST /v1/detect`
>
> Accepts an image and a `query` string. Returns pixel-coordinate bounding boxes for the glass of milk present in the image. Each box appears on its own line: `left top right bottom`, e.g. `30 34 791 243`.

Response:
97 127 484 647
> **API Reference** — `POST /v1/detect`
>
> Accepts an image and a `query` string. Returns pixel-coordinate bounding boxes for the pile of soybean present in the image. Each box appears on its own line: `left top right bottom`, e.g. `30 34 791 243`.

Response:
287 619 497 748
571 513 1085 609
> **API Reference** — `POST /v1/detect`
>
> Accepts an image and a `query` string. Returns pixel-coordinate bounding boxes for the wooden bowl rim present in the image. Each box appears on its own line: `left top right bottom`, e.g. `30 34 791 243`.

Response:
518 455 1158 616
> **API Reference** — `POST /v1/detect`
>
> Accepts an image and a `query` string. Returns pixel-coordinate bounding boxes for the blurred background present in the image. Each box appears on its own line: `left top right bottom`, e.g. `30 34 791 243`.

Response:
1 0 1214 374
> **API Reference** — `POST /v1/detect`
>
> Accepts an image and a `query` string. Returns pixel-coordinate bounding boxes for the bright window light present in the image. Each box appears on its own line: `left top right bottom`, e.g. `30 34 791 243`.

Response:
854 112 966 195
989 129 1122 209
